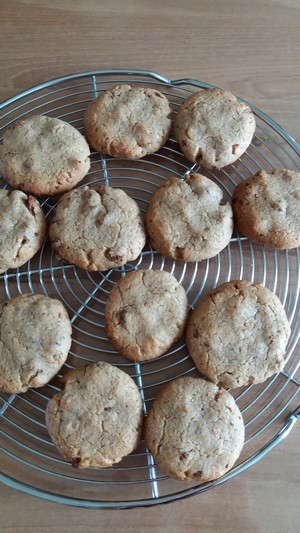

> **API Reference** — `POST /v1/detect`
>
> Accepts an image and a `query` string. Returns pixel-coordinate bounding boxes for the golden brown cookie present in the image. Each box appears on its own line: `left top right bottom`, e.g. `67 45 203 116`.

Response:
0 190 47 274
105 269 189 361
0 294 72 394
0 115 90 196
84 84 172 159
186 280 291 388
49 185 146 271
232 169 300 249
146 173 233 261
174 89 255 169
45 362 143 468
145 376 245 482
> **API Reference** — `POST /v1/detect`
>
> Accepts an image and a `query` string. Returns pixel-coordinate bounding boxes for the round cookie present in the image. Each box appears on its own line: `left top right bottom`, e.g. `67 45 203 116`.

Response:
0 294 72 394
84 84 172 159
45 362 143 468
232 169 300 249
146 173 233 261
174 89 255 169
145 376 244 482
105 269 189 361
49 185 146 271
0 115 90 196
186 280 291 389
0 190 47 274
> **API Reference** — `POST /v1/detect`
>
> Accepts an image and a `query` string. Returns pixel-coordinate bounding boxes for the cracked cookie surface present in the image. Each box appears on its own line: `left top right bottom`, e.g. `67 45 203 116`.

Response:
49 185 146 271
233 169 300 249
105 269 189 361
0 189 47 274
174 89 255 169
84 84 172 159
144 376 244 482
0 115 90 196
0 294 72 393
45 362 143 468
146 173 233 261
186 280 291 388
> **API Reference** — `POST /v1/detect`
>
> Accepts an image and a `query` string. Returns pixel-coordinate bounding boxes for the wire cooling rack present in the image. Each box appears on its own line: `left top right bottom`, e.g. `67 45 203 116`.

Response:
0 69 299 509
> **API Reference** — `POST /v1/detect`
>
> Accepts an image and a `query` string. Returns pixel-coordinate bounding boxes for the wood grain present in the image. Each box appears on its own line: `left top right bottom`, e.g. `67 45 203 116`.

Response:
1 425 300 533
0 1 299 532
1 0 299 141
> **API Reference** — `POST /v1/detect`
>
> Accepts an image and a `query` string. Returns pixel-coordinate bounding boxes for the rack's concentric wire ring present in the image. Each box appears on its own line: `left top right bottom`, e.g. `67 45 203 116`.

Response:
0 69 299 508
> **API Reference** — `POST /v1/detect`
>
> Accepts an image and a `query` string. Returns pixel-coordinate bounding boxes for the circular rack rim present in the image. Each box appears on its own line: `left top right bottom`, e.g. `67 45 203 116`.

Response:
0 68 299 509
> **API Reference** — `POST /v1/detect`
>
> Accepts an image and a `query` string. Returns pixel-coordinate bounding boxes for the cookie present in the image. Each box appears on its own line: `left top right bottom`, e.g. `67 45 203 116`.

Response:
105 270 189 361
146 173 233 261
0 115 90 196
49 185 146 271
186 280 291 388
174 89 255 169
0 190 47 274
232 169 300 249
0 294 72 394
145 376 244 482
84 84 172 159
45 362 143 468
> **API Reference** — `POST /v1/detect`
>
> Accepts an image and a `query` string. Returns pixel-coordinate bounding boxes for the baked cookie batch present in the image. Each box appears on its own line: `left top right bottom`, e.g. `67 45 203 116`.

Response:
0 84 299 483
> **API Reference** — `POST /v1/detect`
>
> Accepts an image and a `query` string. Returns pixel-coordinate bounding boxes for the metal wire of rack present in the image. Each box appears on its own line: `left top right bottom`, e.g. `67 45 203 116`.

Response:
0 69 299 508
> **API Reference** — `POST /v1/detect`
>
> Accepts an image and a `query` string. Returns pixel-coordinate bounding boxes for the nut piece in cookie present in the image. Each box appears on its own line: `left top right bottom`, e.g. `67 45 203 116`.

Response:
49 185 146 271
186 280 291 388
0 115 90 196
84 84 172 159
174 89 255 169
145 376 245 482
45 362 144 468
0 294 72 394
0 190 47 274
146 173 233 261
232 169 300 249
105 269 189 361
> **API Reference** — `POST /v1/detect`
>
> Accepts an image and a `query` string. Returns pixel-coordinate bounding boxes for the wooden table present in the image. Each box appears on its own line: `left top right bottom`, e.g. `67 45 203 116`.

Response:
0 1 299 531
